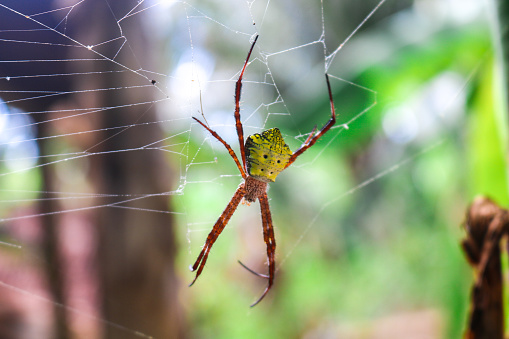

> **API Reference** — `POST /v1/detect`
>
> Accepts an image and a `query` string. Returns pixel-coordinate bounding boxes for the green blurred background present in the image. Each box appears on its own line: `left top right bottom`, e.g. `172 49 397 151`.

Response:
177 0 503 338
0 0 506 338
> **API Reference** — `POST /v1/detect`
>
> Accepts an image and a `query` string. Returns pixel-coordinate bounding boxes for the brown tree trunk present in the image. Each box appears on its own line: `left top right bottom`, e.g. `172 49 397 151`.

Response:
68 1 185 338
0 0 185 337
38 127 71 339
0 2 74 337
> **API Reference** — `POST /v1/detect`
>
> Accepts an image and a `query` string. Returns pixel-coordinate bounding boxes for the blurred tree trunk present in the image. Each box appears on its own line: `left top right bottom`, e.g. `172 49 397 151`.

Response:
38 126 71 339
71 1 185 338
0 1 74 338
0 0 184 337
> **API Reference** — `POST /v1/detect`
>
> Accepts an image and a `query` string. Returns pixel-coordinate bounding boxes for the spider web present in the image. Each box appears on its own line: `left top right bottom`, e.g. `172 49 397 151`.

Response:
0 0 489 337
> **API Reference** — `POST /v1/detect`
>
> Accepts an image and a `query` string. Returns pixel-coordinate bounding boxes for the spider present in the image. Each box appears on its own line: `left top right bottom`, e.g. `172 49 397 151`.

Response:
189 35 337 306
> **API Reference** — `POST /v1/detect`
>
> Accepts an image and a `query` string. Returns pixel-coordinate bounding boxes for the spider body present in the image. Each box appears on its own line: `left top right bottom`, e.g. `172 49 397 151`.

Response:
190 35 337 306
243 175 268 203
245 128 292 183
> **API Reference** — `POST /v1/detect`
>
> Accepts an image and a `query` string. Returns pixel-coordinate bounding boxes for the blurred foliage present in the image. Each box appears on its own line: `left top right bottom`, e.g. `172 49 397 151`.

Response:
179 2 504 339
0 0 503 338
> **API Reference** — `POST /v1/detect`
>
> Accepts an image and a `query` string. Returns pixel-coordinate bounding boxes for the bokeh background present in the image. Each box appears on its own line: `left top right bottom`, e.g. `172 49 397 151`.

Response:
0 0 504 338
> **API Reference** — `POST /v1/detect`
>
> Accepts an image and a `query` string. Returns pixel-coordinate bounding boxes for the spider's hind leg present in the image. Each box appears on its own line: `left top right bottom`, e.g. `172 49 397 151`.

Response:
189 184 246 286
242 193 276 307
238 260 269 279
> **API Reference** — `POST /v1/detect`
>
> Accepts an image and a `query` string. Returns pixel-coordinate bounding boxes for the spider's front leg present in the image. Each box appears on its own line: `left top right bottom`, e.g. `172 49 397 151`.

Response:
234 34 259 171
284 73 337 169
189 184 246 286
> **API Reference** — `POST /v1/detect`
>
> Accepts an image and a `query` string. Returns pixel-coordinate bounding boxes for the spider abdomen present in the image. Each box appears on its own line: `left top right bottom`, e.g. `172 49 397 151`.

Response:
245 128 292 182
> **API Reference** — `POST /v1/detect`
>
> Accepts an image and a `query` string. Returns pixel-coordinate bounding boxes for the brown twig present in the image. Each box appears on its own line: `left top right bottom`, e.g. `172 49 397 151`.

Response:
462 196 508 339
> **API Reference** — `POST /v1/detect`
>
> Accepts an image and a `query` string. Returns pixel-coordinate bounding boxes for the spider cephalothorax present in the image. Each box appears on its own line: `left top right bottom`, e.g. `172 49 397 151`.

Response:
189 34 336 306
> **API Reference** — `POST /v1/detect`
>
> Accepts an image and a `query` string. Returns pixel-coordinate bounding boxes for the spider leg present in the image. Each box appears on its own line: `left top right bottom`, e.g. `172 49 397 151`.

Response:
284 74 336 169
193 117 246 178
189 184 246 286
237 260 269 278
234 35 259 172
249 192 276 307
303 125 318 145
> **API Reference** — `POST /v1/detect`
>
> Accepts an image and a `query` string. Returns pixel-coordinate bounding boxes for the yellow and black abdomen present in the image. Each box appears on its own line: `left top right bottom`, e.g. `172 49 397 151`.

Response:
245 128 292 182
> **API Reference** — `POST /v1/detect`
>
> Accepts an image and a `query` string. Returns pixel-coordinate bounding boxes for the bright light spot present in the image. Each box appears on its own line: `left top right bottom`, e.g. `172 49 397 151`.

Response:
4 136 39 172
383 71 465 145
414 0 483 26
0 101 39 172
448 0 483 24
391 8 436 44
151 0 176 9
171 61 207 100
424 72 465 125
86 45 92 50
383 106 419 144
160 48 215 128
0 110 7 135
